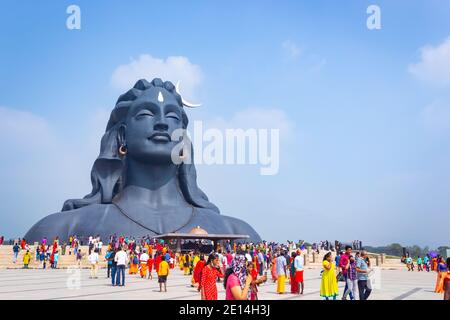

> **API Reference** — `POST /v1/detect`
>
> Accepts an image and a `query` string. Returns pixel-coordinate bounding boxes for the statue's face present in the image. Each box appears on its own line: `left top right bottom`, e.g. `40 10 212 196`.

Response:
125 88 183 164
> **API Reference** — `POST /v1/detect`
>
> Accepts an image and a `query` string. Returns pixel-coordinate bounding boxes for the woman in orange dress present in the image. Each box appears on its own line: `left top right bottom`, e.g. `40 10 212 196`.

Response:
271 255 278 282
444 258 450 300
129 252 138 274
434 257 448 293
431 257 438 271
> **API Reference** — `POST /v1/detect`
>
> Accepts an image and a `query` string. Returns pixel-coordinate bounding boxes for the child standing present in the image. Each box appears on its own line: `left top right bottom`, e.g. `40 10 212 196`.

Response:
158 255 170 292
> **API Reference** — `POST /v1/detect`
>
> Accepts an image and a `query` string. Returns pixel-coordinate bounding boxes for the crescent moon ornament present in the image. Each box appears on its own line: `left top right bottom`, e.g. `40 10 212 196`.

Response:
175 81 202 108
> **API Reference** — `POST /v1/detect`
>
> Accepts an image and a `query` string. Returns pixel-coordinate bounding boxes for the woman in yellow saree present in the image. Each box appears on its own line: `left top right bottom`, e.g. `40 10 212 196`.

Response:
320 252 339 300
129 252 138 274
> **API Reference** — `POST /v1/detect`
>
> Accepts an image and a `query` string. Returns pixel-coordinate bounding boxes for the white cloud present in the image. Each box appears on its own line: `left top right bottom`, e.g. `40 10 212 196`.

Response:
421 99 450 133
0 106 54 148
409 37 450 88
111 54 203 98
0 106 108 238
282 40 301 59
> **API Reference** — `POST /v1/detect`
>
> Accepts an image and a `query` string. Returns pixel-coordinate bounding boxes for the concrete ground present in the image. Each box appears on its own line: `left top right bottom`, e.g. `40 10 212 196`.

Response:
0 267 442 300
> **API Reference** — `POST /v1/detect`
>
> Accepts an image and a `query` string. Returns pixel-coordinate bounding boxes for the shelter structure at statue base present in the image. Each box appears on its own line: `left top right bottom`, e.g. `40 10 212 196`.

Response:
154 226 249 253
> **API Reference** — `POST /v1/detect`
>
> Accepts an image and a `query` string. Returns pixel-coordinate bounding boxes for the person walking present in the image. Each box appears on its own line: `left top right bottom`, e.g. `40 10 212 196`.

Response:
158 255 170 292
339 245 352 300
293 250 304 294
129 251 138 275
109 248 118 286
139 249 149 279
343 255 358 300
276 251 287 294
114 246 128 286
424 255 430 272
147 254 154 280
257 250 265 276
405 255 413 271
12 243 20 263
335 251 342 272
105 247 114 278
53 251 59 269
417 256 423 272
356 251 372 300
88 248 99 279
290 252 299 294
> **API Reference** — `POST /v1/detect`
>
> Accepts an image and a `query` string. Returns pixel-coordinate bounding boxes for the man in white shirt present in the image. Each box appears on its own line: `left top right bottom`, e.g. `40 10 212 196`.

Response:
294 251 305 294
139 249 149 279
88 249 99 279
114 247 129 286
245 252 252 263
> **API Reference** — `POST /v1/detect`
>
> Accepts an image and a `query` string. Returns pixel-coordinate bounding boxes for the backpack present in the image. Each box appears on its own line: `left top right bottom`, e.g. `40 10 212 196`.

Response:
133 256 139 265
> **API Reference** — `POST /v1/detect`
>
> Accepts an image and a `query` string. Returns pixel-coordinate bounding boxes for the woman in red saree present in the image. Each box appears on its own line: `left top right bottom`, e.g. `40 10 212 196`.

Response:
199 253 223 300
253 255 259 275
192 255 206 287
247 261 267 300
147 254 154 279
20 239 26 250
154 252 162 275
52 241 57 255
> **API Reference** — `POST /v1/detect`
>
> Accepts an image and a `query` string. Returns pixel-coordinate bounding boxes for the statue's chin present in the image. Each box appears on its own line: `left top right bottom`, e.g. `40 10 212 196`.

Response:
127 153 174 165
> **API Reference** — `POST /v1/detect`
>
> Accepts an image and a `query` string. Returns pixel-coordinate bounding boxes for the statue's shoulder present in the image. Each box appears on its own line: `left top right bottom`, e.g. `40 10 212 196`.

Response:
24 204 115 242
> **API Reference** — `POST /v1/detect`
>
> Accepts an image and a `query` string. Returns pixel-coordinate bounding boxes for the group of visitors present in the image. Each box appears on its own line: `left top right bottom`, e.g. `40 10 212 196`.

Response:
5 236 450 300
320 247 373 300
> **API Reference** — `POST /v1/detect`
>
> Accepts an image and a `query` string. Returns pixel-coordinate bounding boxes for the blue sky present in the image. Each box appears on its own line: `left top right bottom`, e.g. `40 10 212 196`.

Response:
1 0 449 248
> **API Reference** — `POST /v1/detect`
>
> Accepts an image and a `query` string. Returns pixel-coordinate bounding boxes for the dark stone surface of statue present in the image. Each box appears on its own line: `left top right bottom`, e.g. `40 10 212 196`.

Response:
25 78 261 243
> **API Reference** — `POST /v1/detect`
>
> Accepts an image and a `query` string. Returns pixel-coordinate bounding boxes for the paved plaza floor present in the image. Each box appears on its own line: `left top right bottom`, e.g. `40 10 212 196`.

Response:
0 267 442 300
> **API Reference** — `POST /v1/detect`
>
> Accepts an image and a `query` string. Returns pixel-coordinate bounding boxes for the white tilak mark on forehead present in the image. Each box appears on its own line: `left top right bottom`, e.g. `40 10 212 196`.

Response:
157 91 164 103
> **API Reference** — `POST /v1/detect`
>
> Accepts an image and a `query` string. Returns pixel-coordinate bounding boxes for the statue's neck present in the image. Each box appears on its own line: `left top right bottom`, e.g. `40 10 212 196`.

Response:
121 158 186 207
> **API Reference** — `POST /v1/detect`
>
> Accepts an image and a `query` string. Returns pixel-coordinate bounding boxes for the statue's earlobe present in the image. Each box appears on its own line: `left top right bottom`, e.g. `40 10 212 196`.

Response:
117 124 127 156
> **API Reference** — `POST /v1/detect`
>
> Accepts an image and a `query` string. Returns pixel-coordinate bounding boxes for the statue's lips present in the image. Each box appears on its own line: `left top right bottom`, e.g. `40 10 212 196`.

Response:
148 132 171 142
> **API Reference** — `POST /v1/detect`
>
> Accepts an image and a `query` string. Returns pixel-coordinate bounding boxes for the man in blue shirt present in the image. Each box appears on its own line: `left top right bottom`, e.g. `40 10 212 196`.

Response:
276 252 287 294
257 250 265 276
356 251 372 300
12 243 20 263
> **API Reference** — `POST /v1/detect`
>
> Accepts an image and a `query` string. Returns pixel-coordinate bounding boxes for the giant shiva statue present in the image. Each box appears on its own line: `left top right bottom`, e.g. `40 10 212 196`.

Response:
25 78 261 242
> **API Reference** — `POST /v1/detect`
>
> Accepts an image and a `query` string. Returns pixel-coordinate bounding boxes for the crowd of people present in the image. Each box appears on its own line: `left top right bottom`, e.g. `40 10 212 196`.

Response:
2 235 449 300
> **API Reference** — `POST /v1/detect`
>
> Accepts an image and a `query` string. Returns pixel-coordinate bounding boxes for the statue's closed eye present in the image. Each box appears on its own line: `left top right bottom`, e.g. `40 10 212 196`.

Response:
136 110 154 118
166 112 180 120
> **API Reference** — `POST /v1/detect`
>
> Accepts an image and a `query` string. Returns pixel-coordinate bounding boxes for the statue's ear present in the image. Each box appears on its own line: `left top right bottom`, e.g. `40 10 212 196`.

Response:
117 124 126 146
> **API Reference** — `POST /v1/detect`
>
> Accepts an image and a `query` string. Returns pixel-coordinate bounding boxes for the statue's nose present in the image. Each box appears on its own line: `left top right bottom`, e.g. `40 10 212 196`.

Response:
153 118 169 131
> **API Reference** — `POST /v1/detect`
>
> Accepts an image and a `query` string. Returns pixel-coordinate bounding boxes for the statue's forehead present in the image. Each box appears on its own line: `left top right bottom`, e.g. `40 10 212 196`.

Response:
131 87 179 107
